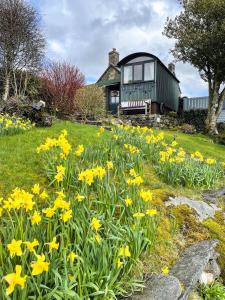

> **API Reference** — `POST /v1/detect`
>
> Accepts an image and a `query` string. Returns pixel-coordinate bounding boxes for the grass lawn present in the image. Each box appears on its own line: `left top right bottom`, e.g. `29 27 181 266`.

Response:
0 120 224 196
0 121 108 195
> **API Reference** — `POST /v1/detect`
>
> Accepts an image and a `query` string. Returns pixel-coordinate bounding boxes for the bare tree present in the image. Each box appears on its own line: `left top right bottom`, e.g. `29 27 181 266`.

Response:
40 61 85 114
0 0 45 103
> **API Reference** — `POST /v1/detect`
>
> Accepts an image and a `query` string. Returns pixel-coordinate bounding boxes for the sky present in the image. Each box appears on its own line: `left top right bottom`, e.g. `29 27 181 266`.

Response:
30 0 208 97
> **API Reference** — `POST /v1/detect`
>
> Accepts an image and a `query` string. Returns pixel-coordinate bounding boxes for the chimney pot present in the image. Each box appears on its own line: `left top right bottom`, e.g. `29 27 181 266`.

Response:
168 63 176 75
108 48 119 66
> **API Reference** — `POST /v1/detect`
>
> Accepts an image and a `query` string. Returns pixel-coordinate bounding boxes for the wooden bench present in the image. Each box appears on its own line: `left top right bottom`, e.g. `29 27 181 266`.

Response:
117 100 151 116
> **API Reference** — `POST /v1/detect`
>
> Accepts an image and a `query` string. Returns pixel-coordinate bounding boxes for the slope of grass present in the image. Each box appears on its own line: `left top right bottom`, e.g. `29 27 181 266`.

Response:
0 121 224 196
0 121 108 195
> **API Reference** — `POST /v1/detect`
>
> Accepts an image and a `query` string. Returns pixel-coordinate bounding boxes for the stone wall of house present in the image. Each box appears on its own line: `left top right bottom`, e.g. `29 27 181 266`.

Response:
99 66 120 82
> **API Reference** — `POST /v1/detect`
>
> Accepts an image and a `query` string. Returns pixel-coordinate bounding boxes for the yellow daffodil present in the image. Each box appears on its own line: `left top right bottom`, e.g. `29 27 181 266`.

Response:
117 258 123 269
43 207 55 218
133 212 145 218
7 239 23 257
140 189 153 202
129 169 137 177
107 161 113 170
61 209 72 223
32 183 40 195
31 211 41 225
67 251 78 263
47 237 59 252
24 239 39 252
94 234 102 244
75 144 84 157
40 190 48 200
206 158 216 165
91 217 101 231
4 265 27 295
55 165 66 182
75 194 85 202
125 196 133 207
31 254 50 276
146 209 157 216
118 245 131 257
162 266 169 276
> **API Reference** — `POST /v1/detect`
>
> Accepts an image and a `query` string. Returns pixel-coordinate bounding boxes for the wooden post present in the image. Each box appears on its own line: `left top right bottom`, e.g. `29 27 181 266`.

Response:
145 102 147 115
117 104 120 117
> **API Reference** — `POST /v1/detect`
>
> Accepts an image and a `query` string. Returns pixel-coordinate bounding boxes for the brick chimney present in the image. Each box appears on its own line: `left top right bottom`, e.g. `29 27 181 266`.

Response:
168 63 176 75
108 48 119 66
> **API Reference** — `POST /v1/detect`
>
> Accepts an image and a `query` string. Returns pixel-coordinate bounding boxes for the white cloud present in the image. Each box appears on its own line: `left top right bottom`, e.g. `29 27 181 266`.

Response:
37 0 208 97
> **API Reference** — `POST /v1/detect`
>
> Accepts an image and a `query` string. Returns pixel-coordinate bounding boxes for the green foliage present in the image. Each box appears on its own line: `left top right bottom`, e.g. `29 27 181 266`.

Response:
75 85 105 121
182 109 208 132
164 0 225 134
199 281 225 300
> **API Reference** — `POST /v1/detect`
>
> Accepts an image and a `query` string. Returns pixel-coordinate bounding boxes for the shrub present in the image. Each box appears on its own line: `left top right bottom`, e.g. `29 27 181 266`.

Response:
179 124 196 134
182 109 208 132
199 281 225 300
75 84 105 121
40 61 85 115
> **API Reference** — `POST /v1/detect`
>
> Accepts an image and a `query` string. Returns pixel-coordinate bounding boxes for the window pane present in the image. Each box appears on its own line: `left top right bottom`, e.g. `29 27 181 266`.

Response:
144 62 154 81
134 64 143 81
124 66 132 83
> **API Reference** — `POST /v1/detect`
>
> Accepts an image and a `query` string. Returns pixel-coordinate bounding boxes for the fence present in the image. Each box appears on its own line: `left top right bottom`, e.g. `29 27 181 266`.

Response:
183 96 225 123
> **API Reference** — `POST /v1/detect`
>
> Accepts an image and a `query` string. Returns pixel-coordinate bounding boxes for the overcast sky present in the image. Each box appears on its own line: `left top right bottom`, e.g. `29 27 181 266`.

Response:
30 0 208 97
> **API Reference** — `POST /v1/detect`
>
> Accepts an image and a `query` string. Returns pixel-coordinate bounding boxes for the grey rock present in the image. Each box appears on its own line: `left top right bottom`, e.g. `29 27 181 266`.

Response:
127 275 182 300
166 196 220 221
202 187 225 204
171 240 218 300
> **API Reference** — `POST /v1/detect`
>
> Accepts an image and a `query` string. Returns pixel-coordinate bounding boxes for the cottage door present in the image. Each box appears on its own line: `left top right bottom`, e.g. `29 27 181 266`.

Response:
109 89 120 114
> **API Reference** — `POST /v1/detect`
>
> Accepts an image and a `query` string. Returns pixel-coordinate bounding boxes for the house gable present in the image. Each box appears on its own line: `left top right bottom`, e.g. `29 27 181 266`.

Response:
97 64 121 86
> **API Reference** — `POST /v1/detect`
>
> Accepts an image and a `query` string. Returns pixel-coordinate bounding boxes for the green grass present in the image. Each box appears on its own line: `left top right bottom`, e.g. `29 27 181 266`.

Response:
0 121 107 195
161 129 225 161
0 121 224 195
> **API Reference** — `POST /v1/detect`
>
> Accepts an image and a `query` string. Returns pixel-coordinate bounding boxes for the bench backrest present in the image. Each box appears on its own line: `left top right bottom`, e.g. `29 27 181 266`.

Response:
121 100 146 108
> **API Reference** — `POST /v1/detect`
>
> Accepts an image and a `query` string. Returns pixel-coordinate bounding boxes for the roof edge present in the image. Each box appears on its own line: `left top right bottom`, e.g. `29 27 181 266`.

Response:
117 52 180 83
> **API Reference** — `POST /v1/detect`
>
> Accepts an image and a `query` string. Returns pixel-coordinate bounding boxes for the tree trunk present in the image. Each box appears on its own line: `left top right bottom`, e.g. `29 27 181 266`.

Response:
205 83 224 135
2 72 10 102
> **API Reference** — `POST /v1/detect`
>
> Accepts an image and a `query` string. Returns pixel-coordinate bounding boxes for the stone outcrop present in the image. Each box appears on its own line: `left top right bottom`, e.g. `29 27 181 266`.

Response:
165 196 220 221
202 187 225 204
127 240 220 300
128 275 182 300
171 240 219 300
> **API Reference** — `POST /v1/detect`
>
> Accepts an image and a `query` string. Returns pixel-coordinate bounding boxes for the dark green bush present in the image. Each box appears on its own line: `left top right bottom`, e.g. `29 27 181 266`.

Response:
181 109 208 132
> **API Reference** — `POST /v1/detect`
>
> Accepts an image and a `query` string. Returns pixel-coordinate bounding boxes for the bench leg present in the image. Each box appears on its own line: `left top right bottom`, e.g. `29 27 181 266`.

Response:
145 104 147 115
117 105 120 117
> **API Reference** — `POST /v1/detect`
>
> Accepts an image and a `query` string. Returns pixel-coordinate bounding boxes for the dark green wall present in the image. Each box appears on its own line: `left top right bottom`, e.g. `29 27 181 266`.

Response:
120 81 156 102
156 63 180 111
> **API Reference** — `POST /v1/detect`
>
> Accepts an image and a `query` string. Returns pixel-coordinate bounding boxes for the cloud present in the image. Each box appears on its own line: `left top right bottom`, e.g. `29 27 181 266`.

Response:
36 0 208 97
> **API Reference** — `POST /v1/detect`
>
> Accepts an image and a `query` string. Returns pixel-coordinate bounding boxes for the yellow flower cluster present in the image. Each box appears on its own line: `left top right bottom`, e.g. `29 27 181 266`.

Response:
160 147 186 163
124 144 140 154
146 132 164 144
55 165 66 182
3 188 34 211
37 130 71 159
75 144 84 157
127 169 144 186
78 166 106 185
0 113 34 134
